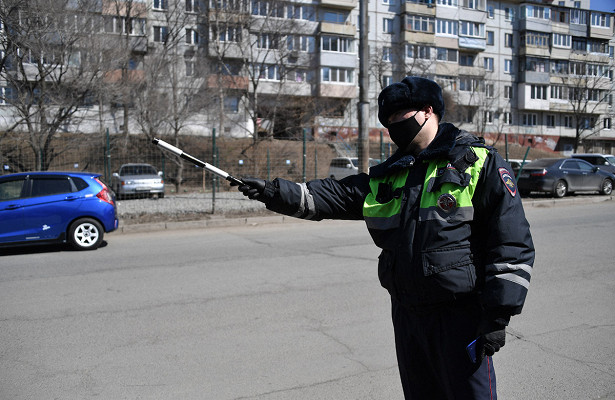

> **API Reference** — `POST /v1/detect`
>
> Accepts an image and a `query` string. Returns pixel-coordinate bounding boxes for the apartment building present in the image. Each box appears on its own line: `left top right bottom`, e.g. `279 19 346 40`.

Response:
1 0 614 154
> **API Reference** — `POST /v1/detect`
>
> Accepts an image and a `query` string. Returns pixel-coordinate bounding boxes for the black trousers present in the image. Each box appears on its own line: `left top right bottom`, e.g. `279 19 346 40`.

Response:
392 297 497 400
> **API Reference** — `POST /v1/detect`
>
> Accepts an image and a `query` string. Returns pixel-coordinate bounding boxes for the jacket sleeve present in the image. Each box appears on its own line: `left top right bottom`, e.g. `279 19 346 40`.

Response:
264 173 371 221
472 151 535 323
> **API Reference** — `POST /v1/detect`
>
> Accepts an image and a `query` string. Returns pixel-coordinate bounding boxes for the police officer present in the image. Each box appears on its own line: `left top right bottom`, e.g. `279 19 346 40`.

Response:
235 76 535 400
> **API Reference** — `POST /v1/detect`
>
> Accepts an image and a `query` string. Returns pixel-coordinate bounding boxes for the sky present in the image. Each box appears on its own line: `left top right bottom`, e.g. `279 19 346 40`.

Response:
590 0 615 12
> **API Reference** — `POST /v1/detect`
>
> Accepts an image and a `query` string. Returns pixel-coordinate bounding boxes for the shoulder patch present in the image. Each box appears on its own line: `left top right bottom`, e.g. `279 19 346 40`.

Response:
498 168 516 197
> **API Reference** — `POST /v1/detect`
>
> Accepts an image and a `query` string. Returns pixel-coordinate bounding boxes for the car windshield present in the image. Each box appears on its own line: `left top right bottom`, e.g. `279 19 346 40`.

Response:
605 155 615 166
121 165 157 175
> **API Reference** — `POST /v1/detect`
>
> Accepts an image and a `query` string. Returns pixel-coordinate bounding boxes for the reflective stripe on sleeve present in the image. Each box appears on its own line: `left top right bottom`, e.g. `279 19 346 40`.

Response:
293 182 316 220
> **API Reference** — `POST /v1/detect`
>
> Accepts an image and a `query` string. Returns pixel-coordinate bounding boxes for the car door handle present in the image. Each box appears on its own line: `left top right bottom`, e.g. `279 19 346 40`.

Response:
65 195 79 201
3 204 21 210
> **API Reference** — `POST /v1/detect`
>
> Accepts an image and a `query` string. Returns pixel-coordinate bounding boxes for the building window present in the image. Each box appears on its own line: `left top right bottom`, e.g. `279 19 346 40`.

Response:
288 4 315 20
322 10 347 24
461 0 485 11
224 97 239 113
486 31 494 45
547 114 555 128
382 47 392 61
591 12 611 28
459 21 484 37
383 75 392 87
522 31 550 48
551 60 569 74
186 0 200 12
321 67 354 83
321 36 354 53
503 112 512 124
436 47 458 62
485 83 494 97
153 0 167 10
504 7 513 21
287 35 315 52
186 28 199 45
563 115 573 128
484 57 494 71
0 87 10 105
505 33 513 47
504 59 512 73
437 19 459 36
216 26 241 42
257 33 280 49
522 113 538 126
407 15 435 33
459 76 479 91
487 4 494 18
484 111 494 124
437 0 458 6
604 118 612 130
153 26 168 42
459 53 475 66
437 75 458 91
383 18 394 33
524 5 550 20
551 85 568 100
406 44 431 59
530 85 548 100
552 33 571 48
253 63 281 81
504 85 513 99
289 69 315 83
383 0 395 4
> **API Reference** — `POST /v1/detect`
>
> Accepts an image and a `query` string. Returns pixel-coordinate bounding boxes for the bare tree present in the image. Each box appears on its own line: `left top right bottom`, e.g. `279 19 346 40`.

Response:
131 0 210 192
554 58 614 152
0 0 114 170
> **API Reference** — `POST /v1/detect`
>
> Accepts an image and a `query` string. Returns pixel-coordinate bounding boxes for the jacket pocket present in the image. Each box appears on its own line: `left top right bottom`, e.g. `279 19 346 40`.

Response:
378 250 396 295
421 245 476 295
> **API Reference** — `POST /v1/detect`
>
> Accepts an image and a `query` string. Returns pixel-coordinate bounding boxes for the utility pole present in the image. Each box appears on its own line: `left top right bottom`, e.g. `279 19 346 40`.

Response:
357 0 370 173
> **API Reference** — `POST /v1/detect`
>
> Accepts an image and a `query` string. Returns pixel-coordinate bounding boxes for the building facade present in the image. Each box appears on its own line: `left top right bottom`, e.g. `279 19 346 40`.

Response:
1 0 614 154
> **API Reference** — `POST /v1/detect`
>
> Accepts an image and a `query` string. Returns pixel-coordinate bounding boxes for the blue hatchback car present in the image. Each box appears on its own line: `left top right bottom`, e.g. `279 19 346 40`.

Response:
0 172 118 250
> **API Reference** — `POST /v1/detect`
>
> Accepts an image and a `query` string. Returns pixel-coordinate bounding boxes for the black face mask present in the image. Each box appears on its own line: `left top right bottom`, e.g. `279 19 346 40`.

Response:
387 112 427 152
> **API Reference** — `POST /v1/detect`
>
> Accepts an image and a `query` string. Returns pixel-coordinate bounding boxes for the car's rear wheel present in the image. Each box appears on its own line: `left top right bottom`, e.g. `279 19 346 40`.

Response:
554 180 568 198
68 218 104 250
601 179 613 195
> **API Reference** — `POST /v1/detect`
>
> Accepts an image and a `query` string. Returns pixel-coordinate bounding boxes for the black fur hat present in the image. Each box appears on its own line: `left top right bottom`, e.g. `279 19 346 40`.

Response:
378 76 445 127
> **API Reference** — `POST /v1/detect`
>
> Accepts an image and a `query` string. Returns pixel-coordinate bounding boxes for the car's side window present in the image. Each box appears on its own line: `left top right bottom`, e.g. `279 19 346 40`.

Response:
30 177 73 197
0 179 26 201
578 162 594 172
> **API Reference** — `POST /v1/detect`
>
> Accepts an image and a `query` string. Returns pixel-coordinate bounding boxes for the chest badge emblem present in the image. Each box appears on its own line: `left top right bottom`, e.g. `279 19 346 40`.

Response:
437 193 457 212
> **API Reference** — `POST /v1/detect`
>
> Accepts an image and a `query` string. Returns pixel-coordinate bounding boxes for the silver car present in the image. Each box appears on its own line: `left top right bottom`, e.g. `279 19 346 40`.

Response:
111 163 165 199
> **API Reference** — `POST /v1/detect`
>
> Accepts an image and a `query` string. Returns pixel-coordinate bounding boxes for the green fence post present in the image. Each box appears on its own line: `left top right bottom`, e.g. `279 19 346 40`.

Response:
302 128 307 183
212 128 216 214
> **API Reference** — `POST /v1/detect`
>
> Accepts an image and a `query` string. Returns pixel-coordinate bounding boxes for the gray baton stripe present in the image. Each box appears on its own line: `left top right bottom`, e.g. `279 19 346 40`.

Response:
494 273 530 289
293 183 316 220
489 262 533 276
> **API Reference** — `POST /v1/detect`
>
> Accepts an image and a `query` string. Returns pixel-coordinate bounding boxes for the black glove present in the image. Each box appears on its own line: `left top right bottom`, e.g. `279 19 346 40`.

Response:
478 320 506 359
234 177 268 202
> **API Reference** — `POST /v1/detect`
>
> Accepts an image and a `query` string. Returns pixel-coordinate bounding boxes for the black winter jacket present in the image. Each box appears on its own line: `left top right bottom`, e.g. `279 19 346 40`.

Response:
262 123 534 322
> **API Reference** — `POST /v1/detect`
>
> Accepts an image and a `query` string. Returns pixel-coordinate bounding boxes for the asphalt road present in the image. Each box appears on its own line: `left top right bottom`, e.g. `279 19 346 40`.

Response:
1 199 614 399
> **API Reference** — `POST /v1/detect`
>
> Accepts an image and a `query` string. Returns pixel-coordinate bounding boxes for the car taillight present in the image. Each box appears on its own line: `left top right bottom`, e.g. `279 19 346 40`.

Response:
530 169 547 177
95 178 115 205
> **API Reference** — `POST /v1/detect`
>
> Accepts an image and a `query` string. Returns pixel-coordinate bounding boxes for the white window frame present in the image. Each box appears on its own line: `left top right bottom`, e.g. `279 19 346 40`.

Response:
186 28 199 45
504 59 512 73
484 57 494 71
153 26 169 42
382 47 392 62
383 18 394 34
522 113 538 126
321 67 354 84
459 21 484 38
153 0 167 10
591 12 610 28
321 36 354 53
436 19 458 37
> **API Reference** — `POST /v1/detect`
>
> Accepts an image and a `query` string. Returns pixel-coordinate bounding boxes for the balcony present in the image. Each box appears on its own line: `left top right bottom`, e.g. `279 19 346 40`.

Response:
458 36 486 51
519 46 550 58
403 2 435 16
403 31 435 45
320 0 357 10
207 75 249 90
319 22 356 36
318 83 357 98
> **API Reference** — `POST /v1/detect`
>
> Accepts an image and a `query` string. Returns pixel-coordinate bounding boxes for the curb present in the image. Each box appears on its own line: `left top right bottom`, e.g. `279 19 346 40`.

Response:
114 195 614 234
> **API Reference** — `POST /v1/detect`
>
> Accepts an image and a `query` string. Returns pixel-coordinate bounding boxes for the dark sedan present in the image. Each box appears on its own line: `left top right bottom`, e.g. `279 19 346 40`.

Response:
517 158 615 198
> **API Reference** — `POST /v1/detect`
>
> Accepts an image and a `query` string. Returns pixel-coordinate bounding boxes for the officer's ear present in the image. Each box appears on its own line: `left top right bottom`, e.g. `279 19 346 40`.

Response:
422 105 436 121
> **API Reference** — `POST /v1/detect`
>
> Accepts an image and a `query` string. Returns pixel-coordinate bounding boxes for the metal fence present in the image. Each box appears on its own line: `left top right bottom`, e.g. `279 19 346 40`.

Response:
0 132 393 193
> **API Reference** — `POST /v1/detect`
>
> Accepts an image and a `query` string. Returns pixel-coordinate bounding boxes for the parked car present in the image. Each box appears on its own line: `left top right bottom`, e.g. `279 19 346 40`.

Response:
517 158 615 198
328 157 380 179
0 172 118 250
570 153 615 174
111 163 165 199
506 158 531 177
